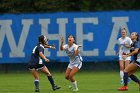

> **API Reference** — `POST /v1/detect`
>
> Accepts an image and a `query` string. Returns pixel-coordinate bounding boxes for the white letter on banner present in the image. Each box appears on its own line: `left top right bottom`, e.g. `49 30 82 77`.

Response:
39 18 68 56
0 19 33 57
105 17 129 56
74 18 99 56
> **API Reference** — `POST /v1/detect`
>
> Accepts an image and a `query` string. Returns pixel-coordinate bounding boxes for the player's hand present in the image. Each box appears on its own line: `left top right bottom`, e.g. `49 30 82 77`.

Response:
51 46 56 49
45 58 50 62
60 37 64 43
122 55 127 59
78 45 82 48
51 44 56 49
124 44 128 47
124 42 131 48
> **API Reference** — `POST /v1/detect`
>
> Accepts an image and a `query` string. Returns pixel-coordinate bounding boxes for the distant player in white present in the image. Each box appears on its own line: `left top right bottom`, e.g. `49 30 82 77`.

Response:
60 35 82 91
118 28 132 84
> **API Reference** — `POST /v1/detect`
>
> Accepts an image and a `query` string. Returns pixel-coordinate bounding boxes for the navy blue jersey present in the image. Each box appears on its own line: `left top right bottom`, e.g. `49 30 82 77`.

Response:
28 43 45 69
131 41 140 61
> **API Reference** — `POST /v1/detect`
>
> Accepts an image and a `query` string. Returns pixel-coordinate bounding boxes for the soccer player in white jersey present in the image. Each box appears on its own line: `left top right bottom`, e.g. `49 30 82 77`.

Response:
60 35 82 91
118 28 132 84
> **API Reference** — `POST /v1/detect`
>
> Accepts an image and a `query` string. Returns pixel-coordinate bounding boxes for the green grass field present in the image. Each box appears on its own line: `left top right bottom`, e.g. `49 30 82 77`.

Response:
0 71 140 93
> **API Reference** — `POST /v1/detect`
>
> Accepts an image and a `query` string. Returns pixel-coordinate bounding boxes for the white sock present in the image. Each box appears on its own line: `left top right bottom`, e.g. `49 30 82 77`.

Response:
72 81 78 89
120 70 124 80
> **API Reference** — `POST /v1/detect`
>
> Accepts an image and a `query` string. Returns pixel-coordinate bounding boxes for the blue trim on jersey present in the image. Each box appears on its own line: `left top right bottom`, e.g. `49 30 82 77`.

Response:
134 61 140 67
78 55 83 62
77 62 82 68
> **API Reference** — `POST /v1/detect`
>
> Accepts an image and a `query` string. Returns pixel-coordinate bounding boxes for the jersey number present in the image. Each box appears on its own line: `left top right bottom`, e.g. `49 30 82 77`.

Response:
39 57 43 64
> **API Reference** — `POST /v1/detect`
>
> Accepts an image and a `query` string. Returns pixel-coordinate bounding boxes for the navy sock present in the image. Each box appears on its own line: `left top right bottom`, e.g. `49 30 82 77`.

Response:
47 76 55 87
34 80 39 89
129 74 140 84
123 72 128 86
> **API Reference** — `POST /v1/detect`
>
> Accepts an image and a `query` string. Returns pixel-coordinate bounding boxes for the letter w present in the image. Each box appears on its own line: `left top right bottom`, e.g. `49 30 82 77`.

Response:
0 19 33 57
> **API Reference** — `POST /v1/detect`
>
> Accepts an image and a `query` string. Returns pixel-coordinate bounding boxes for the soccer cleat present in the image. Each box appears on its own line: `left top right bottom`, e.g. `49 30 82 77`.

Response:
52 85 61 91
35 89 39 92
118 86 128 91
73 88 79 92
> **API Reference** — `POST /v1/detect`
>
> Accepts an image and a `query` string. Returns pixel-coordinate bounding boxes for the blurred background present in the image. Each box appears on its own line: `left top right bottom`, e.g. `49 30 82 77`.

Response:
0 0 140 73
1 0 140 13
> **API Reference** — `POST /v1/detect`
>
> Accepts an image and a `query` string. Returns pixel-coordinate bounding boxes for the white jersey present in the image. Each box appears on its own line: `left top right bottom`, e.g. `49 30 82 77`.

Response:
118 37 132 57
63 44 83 64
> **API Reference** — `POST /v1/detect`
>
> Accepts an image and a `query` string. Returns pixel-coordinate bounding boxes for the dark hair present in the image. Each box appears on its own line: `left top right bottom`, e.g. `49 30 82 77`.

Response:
38 35 47 44
135 32 139 41
68 34 76 43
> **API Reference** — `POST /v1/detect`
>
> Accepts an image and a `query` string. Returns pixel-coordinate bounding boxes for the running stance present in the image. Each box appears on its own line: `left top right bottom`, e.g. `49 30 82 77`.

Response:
28 35 60 92
118 32 140 91
117 28 132 84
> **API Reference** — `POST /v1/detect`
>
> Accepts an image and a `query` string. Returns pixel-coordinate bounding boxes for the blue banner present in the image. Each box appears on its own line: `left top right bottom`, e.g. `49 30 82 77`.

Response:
0 11 140 63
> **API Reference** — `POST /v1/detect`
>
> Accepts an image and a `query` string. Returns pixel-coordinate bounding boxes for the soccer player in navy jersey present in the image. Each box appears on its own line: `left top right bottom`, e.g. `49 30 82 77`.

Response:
118 32 140 91
28 35 60 92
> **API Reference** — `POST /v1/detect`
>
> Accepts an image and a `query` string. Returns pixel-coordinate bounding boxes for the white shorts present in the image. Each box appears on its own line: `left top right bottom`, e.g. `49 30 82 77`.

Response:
68 62 82 69
119 56 131 61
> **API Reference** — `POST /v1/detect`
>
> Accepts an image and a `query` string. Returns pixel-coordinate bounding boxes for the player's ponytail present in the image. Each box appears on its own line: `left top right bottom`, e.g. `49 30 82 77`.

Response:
136 32 139 41
38 35 48 45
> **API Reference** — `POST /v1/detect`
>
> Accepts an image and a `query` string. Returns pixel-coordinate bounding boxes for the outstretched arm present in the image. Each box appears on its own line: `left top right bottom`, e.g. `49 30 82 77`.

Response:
44 44 56 49
124 43 131 48
75 45 82 56
117 45 120 56
123 48 139 58
60 37 65 51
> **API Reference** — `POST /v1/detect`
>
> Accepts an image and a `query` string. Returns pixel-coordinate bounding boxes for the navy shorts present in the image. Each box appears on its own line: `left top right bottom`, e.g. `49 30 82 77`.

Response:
134 61 140 67
28 61 45 70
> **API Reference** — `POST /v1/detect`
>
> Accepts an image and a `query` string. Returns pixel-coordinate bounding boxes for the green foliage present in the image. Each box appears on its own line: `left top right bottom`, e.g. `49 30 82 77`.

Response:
0 0 140 13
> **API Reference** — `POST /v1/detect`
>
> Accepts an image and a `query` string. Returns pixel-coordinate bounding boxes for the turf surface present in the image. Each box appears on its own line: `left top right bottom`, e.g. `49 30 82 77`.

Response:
0 71 140 93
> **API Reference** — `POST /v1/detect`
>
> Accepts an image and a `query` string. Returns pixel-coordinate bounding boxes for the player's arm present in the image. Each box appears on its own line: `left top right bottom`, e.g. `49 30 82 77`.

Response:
124 43 131 48
124 38 132 48
44 44 56 49
75 45 82 56
117 45 120 56
60 37 65 50
123 48 139 58
117 39 120 55
39 52 49 62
